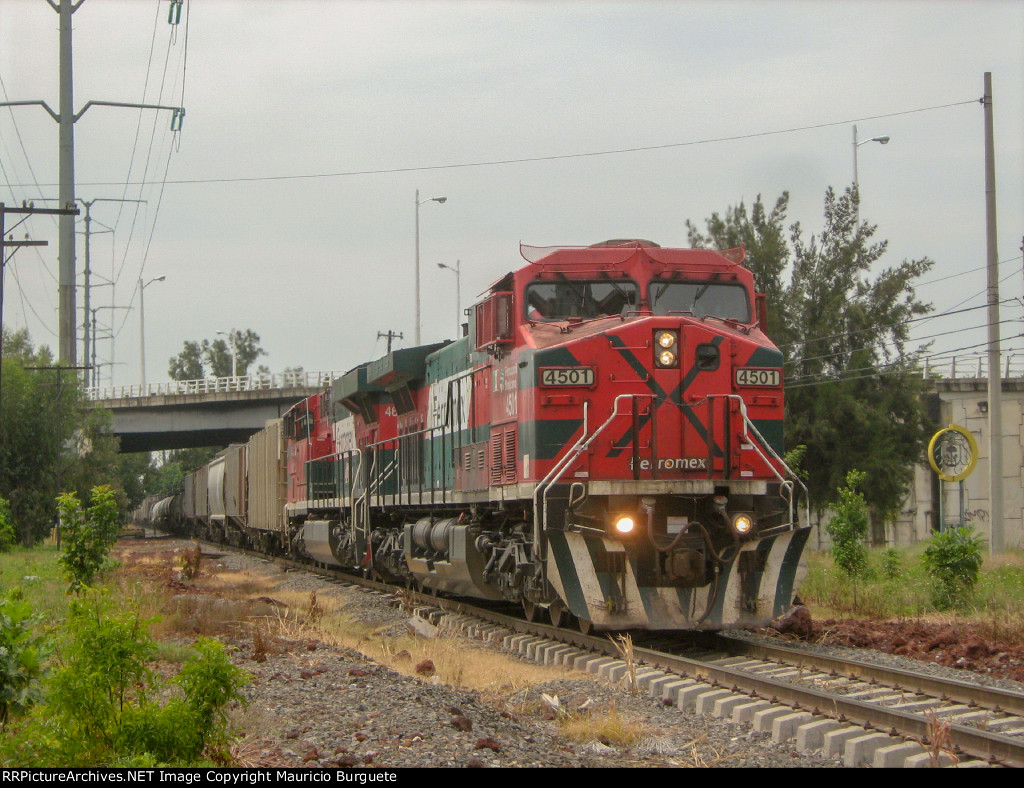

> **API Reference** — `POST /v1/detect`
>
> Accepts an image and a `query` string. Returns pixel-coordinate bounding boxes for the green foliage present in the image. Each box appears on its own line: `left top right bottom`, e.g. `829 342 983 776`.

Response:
783 444 808 481
0 593 52 727
1 329 125 544
58 486 121 592
922 527 985 610
687 190 934 537
882 547 902 580
0 593 249 767
799 547 1024 625
826 470 869 579
0 498 16 552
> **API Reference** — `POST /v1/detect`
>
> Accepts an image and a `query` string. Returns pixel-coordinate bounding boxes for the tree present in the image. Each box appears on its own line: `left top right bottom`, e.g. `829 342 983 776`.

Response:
168 330 266 381
1 329 123 544
168 341 204 381
827 469 869 579
687 188 934 542
57 486 120 592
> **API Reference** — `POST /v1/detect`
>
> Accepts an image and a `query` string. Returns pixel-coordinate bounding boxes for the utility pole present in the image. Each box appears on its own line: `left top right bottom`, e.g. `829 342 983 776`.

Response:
982 72 1003 555
377 330 403 354
0 0 184 368
91 304 131 391
78 198 147 387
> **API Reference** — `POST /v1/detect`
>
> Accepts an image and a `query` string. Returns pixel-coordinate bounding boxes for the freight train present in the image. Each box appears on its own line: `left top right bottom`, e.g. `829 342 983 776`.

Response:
138 240 810 632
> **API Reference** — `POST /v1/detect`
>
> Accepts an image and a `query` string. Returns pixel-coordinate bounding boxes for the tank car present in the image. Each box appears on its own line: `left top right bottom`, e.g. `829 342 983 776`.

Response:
271 240 810 631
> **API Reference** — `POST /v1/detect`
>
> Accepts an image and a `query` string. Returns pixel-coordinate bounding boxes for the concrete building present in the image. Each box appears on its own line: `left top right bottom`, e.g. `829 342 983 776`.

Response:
893 377 1024 550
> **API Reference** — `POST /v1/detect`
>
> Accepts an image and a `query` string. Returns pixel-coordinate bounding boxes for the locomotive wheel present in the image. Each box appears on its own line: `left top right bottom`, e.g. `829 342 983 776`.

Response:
549 601 573 629
522 600 538 622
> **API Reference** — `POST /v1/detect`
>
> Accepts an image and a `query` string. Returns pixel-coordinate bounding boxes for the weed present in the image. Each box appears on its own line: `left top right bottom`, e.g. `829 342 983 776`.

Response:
882 547 902 580
0 498 16 552
610 633 639 696
304 590 323 627
922 527 984 610
179 543 202 580
557 701 650 747
918 708 958 768
0 594 51 727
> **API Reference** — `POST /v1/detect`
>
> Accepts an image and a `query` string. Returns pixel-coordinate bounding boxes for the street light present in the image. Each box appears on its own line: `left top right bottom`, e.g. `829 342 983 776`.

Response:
216 329 238 378
415 189 447 345
139 275 166 390
852 124 890 224
437 259 461 337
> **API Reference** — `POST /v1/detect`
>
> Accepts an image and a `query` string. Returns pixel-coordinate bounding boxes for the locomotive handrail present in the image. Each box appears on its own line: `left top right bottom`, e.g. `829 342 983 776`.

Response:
722 394 810 529
364 423 447 507
534 393 657 549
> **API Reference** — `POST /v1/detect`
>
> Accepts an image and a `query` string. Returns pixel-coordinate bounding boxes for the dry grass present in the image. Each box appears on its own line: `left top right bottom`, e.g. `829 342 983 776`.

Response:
557 701 652 747
179 541 202 580
112 545 595 707
918 708 959 767
611 633 639 696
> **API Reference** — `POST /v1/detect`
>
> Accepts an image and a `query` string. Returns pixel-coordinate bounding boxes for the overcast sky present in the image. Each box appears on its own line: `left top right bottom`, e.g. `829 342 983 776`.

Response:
1 0 1022 391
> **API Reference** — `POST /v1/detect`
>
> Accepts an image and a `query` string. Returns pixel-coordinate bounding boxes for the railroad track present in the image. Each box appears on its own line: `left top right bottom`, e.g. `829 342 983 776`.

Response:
197 538 1024 768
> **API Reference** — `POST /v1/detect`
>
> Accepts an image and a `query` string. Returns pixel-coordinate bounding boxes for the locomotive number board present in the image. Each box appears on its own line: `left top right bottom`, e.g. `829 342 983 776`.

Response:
539 367 596 387
735 367 781 387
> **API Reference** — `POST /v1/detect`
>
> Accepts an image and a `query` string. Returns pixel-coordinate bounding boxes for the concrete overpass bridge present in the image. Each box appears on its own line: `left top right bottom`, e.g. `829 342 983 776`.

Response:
89 371 340 453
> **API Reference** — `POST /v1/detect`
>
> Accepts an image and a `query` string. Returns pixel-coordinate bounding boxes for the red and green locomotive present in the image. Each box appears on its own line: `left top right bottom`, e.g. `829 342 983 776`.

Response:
280 240 809 631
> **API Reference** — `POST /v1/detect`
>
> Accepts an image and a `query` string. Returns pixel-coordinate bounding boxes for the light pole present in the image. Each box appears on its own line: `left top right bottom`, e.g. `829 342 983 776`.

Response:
415 189 447 345
437 259 461 337
139 275 166 390
216 329 238 377
852 125 890 224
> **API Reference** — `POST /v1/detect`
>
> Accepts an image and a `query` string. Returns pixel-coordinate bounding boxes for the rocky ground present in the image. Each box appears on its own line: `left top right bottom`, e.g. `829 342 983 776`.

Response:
113 537 1024 768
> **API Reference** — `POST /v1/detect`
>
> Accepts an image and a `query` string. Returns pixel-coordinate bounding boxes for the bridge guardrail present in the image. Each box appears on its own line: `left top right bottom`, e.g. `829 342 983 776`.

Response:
923 353 1024 380
87 371 341 401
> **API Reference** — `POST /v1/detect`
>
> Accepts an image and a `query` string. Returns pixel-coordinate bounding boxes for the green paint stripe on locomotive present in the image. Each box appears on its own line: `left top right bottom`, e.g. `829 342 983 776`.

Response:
751 418 784 457
520 418 584 462
744 345 784 369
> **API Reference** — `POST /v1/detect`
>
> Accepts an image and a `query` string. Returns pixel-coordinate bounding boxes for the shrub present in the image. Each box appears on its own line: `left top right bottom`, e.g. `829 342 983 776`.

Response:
0 499 16 552
0 594 51 727
827 470 869 579
0 592 249 767
58 486 120 592
922 526 985 610
882 547 902 580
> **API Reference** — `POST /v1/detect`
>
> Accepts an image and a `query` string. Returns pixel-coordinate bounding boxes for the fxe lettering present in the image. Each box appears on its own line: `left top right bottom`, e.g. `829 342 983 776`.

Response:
629 457 707 471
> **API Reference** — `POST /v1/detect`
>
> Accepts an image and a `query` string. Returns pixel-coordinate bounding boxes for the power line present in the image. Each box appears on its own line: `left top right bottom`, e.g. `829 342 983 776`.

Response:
786 335 1024 389
9 98 981 190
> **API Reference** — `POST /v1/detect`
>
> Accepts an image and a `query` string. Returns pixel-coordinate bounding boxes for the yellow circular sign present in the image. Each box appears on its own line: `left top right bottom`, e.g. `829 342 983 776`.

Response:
927 425 978 482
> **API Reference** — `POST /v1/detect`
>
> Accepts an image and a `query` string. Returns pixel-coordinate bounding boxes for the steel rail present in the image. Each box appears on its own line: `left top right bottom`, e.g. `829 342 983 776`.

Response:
718 634 1024 718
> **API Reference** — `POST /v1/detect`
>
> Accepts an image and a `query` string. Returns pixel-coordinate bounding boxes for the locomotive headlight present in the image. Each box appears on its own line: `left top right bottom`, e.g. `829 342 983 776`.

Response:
613 515 636 535
654 330 679 368
732 513 754 535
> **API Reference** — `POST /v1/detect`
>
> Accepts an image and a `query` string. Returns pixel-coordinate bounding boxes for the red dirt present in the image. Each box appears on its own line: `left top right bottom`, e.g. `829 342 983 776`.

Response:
769 608 1024 684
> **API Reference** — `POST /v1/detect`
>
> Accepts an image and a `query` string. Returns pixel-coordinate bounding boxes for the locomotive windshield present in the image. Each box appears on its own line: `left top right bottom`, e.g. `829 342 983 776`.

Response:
649 279 751 322
525 279 639 321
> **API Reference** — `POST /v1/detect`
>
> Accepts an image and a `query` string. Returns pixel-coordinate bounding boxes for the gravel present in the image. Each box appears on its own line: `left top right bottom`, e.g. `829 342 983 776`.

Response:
143 539 1019 768
202 547 843 768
